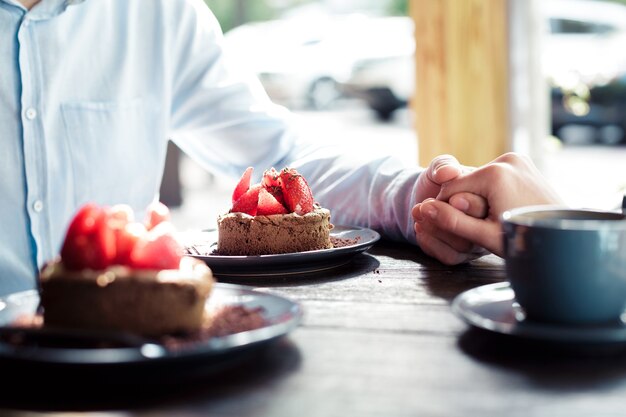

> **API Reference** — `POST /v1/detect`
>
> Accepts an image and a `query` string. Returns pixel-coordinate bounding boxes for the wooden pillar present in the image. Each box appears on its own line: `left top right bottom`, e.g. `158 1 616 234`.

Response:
411 0 509 167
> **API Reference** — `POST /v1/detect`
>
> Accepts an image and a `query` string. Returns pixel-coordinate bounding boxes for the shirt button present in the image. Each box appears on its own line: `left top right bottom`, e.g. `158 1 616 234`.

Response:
25 108 37 120
33 200 44 212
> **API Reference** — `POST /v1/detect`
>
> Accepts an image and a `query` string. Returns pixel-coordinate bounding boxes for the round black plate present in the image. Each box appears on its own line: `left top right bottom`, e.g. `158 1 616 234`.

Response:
182 225 380 278
0 284 301 383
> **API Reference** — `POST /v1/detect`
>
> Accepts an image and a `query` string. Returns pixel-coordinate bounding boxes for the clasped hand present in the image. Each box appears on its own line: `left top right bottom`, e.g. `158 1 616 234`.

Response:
412 152 563 265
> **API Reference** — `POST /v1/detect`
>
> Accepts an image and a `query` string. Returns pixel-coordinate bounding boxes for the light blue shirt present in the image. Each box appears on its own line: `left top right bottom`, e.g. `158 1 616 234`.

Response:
0 0 423 296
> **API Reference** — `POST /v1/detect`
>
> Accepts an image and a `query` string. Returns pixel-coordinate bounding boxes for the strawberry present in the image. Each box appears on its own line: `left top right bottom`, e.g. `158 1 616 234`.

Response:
257 188 289 215
265 185 285 206
231 183 262 216
262 167 281 188
61 203 116 270
129 222 182 270
144 201 170 230
108 204 146 265
114 222 147 266
232 166 253 205
279 168 314 215
109 204 135 225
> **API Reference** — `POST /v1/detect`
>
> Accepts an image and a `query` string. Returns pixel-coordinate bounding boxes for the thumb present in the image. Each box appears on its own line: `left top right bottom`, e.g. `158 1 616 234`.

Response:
416 155 463 202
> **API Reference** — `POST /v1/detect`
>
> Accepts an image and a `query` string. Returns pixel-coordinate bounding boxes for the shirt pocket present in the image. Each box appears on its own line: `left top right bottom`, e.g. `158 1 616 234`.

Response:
61 98 164 208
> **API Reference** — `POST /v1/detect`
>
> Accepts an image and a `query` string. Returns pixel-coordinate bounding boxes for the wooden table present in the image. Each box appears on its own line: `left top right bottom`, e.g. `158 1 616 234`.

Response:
3 240 626 416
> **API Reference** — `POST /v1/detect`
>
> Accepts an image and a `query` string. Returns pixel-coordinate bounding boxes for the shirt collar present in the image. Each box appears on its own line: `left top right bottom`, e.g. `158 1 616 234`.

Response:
1 0 85 20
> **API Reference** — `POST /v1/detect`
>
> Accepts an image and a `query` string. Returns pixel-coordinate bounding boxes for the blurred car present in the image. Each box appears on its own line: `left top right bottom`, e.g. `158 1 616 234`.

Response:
340 52 414 121
338 16 414 120
340 0 626 141
543 0 626 144
223 15 392 110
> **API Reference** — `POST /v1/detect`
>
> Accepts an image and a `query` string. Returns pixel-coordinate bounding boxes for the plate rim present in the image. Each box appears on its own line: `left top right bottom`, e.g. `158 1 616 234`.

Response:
181 225 380 278
182 224 381 262
0 283 302 366
452 282 626 344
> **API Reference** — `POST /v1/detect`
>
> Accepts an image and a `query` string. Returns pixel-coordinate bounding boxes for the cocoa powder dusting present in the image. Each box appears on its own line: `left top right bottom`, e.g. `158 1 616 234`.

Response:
330 236 361 248
6 305 267 352
162 305 266 351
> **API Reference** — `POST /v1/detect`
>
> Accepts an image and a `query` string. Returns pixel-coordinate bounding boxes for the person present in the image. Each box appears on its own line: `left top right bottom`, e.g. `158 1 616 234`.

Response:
411 153 563 265
1 0 474 296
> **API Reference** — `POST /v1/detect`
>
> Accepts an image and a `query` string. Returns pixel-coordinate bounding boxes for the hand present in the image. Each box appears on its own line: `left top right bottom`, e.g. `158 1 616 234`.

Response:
413 194 489 265
413 154 466 204
412 155 488 264
414 152 563 261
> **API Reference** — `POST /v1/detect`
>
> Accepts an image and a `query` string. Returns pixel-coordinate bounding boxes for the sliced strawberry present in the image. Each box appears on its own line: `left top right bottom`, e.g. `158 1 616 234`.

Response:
232 166 254 205
231 183 262 216
144 201 170 230
279 168 314 215
266 185 285 206
114 222 147 266
262 167 281 188
109 204 135 225
257 188 289 215
129 222 182 270
107 204 143 265
61 203 116 270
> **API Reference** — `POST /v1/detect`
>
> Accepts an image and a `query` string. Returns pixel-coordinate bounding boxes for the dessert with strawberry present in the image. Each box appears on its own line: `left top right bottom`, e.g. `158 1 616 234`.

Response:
217 167 333 255
39 202 214 337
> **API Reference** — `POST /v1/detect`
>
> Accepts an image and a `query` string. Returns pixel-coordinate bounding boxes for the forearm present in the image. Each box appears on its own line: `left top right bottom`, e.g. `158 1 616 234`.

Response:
287 141 422 244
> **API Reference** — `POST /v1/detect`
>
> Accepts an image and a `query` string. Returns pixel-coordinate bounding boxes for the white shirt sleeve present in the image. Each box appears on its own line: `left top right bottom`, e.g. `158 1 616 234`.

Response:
167 0 423 244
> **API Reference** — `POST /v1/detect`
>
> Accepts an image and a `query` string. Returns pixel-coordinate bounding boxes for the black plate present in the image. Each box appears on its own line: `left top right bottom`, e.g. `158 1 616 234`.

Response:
452 282 626 344
0 284 301 382
181 225 380 278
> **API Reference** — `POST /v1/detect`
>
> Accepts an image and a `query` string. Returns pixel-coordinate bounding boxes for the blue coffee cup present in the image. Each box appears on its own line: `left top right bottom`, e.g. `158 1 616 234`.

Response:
502 206 626 325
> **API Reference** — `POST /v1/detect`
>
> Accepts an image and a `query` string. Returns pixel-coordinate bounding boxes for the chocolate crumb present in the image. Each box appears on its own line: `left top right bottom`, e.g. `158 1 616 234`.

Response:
330 236 361 248
162 305 266 351
6 305 267 352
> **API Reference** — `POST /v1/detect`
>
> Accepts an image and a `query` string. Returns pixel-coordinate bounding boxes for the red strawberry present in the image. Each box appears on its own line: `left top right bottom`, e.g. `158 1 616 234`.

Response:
257 188 289 215
114 222 147 265
107 204 146 265
109 204 135 225
232 166 253 205
129 222 182 270
231 183 262 216
144 201 170 230
266 185 285 206
262 167 281 188
279 168 314 215
61 203 116 270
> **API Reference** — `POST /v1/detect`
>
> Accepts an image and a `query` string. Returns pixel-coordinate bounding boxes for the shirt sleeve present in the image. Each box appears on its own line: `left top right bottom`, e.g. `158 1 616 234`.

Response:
284 140 422 244
167 0 423 245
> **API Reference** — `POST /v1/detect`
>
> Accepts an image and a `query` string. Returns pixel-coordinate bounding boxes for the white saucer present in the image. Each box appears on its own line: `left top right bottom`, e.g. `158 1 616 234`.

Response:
451 282 626 344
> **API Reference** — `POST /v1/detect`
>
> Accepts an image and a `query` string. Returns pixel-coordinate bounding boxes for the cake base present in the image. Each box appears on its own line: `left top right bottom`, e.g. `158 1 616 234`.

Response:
217 207 333 255
39 257 214 337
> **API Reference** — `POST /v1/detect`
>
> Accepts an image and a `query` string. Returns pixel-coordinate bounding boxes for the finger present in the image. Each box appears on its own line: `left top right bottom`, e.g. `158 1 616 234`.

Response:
411 203 422 222
415 223 475 265
417 205 476 254
429 154 463 184
416 155 463 201
448 192 488 219
420 199 504 256
417 220 490 259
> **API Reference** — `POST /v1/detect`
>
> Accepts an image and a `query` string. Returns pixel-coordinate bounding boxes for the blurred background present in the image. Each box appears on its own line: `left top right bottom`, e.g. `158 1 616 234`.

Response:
166 0 626 230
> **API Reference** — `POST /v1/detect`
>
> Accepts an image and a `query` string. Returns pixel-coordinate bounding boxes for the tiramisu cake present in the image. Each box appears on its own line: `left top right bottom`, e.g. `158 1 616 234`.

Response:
217 167 333 255
39 202 214 337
